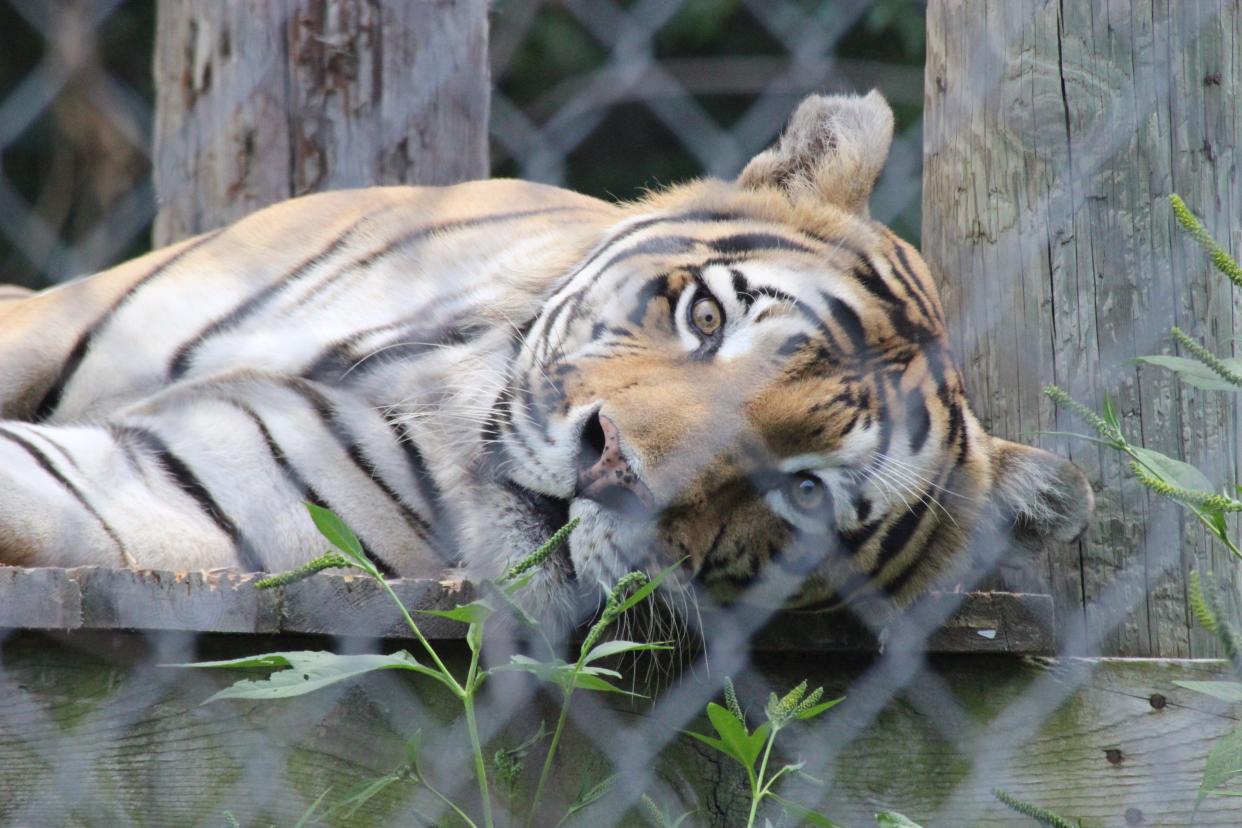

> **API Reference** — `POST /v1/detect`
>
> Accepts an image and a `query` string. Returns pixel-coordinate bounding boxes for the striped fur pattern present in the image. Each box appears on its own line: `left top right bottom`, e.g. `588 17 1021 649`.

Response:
0 93 1092 621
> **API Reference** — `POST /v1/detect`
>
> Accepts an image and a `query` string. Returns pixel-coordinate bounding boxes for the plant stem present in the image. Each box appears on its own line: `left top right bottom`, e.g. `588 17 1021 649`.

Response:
746 729 778 828
463 693 495 828
461 638 495 828
376 575 464 695
524 674 580 828
424 780 481 828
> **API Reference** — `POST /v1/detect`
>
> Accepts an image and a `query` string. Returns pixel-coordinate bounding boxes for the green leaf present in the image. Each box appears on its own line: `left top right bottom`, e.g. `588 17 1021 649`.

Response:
333 773 402 819
875 812 925 827
616 559 686 614
583 640 674 663
466 621 484 656
1101 395 1121 430
1200 725 1242 804
418 600 494 625
304 503 369 569
769 794 843 827
292 787 332 828
569 672 643 696
404 729 423 767
1131 446 1216 494
557 773 619 826
1175 680 1242 703
706 703 769 770
796 697 846 721
1134 355 1242 391
495 655 641 696
482 580 540 627
174 650 450 702
681 729 730 757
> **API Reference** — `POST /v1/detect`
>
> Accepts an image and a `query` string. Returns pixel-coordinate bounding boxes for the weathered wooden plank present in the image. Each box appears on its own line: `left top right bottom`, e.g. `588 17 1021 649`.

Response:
0 631 1239 826
923 0 1242 657
731 591 1055 655
151 0 490 246
279 573 474 639
0 566 1051 653
0 567 79 629
71 567 281 634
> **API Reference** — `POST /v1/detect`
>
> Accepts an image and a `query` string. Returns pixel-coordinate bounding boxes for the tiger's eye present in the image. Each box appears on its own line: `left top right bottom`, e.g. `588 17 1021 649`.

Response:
790 475 825 511
691 297 723 336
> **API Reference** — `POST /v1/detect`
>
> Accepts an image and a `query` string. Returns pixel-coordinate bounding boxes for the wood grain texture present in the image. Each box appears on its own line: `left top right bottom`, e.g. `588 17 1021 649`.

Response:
1 631 1240 826
0 566 1047 653
151 0 490 246
923 0 1242 656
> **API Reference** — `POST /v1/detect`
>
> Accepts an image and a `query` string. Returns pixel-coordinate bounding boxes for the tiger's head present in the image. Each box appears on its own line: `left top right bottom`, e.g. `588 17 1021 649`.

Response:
498 92 1092 614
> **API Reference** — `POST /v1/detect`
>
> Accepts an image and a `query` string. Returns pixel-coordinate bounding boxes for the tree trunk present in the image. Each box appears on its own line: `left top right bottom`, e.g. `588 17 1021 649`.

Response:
151 0 489 246
923 0 1242 657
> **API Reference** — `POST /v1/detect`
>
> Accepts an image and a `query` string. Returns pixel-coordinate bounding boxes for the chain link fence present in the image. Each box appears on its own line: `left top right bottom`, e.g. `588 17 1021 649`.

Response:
0 1 1234 826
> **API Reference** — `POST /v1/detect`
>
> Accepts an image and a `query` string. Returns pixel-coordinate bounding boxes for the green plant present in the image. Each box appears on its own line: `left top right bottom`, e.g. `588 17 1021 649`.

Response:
175 505 674 828
683 676 843 827
992 789 1081 827
1046 195 1242 806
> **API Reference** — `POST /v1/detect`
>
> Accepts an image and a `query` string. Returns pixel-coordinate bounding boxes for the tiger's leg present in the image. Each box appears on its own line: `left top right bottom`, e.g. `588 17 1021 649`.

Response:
0 419 242 569
0 372 448 574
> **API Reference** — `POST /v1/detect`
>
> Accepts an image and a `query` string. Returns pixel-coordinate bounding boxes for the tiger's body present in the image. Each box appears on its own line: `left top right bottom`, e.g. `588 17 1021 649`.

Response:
0 93 1091 622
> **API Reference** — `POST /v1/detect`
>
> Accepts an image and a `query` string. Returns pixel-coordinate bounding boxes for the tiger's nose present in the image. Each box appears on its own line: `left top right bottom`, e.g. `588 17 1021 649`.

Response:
576 412 655 514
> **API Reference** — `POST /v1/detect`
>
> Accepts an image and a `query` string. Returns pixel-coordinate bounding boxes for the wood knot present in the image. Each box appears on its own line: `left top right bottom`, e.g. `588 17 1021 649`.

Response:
1105 748 1123 765
1125 806 1144 824
1148 693 1166 710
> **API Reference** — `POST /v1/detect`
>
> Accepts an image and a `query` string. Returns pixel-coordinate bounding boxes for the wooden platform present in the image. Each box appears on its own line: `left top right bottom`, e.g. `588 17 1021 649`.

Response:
0 565 1052 653
0 566 1239 825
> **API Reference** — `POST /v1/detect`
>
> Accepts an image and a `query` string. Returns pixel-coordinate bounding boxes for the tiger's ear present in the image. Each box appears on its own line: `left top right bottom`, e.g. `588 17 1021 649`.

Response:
989 439 1094 547
738 90 894 217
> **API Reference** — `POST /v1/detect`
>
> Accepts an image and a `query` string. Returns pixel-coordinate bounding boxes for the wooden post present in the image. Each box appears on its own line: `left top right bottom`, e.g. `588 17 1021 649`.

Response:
151 0 490 247
923 1 1242 656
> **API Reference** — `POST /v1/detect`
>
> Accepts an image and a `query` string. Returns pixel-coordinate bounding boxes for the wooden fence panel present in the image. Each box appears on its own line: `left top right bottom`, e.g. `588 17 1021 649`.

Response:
923 0 1242 656
151 0 490 246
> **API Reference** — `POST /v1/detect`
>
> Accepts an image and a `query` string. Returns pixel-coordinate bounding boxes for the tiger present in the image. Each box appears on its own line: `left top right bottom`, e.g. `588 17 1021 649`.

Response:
0 92 1092 624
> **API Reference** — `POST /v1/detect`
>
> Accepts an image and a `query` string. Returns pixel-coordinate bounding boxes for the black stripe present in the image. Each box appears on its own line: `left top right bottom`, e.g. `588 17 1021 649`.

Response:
116 426 264 572
168 217 369 379
905 387 931 454
871 376 894 461
824 294 869 355
849 260 903 306
709 232 816 257
884 245 937 326
35 230 224 422
292 206 590 313
0 426 130 565
777 333 811 357
574 211 744 277
385 416 458 566
751 286 843 353
283 379 442 553
837 519 882 558
627 274 671 326
548 235 700 350
237 406 400 579
871 498 930 577
730 268 756 313
305 320 478 383
539 212 755 359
